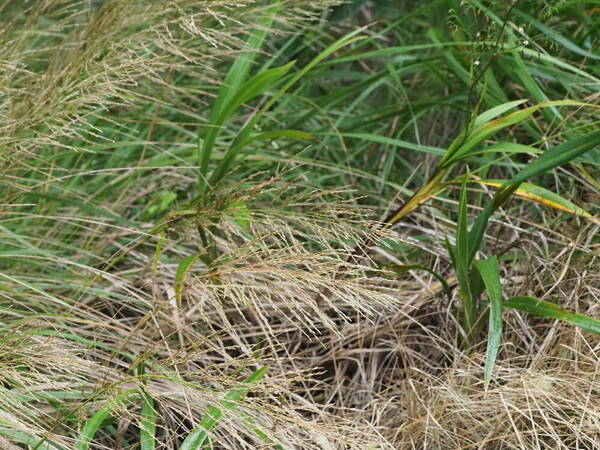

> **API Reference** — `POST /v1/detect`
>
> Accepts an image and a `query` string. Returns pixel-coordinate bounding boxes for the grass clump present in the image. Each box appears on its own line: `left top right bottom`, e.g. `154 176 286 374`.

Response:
1 0 599 448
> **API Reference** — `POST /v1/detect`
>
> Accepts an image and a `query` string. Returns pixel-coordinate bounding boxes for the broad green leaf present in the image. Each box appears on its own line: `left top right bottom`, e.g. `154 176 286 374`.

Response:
137 363 157 450
444 235 457 269
467 184 519 264
180 366 269 450
505 296 600 335
474 256 503 385
511 52 557 121
467 129 600 262
206 3 278 125
228 129 314 155
217 61 296 124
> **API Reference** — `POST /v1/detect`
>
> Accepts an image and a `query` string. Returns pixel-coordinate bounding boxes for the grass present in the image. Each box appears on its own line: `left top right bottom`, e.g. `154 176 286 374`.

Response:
1 0 599 448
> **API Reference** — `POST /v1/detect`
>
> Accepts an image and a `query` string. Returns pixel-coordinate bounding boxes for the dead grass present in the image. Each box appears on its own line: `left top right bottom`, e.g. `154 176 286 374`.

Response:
1 1 599 449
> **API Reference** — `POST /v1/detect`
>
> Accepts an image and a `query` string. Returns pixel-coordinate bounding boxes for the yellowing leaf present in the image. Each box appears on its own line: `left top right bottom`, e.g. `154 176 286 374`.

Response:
475 180 596 222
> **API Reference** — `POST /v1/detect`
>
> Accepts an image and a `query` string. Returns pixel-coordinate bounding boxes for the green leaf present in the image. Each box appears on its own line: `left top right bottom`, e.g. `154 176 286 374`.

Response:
514 9 600 61
467 183 519 264
475 180 595 221
474 256 503 385
454 141 543 161
175 255 197 303
334 132 446 156
0 422 64 450
26 191 136 227
505 130 600 186
504 296 600 335
228 129 314 155
442 100 589 166
230 200 252 230
180 366 269 450
198 2 280 190
0 272 70 308
75 391 139 450
140 393 157 450
217 61 296 125
468 130 600 259
473 100 528 128
209 28 368 189
455 175 474 330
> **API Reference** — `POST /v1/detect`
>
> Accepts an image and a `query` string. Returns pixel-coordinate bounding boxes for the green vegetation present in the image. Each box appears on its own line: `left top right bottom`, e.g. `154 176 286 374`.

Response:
1 0 599 448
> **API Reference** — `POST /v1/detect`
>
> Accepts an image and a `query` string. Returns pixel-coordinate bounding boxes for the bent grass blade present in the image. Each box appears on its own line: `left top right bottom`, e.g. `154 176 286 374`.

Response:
180 366 270 450
505 296 600 335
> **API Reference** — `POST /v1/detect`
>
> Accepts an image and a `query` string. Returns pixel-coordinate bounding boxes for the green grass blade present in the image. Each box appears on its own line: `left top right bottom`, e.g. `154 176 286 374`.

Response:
444 100 590 165
225 129 314 159
514 9 600 61
175 255 197 303
455 142 543 161
75 391 139 450
140 393 157 450
467 129 600 261
334 132 446 156
180 366 269 450
474 256 503 385
467 183 519 264
198 1 279 187
0 272 70 308
217 61 296 126
504 130 600 186
206 3 279 123
209 29 368 188
504 296 600 335
0 425 64 450
473 100 528 128
456 175 474 330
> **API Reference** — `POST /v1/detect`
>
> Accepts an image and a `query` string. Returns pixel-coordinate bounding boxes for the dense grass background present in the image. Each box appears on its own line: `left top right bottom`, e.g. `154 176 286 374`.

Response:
1 0 599 448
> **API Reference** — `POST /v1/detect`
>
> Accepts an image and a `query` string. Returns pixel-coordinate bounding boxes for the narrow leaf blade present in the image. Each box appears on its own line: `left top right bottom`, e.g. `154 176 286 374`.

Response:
476 180 595 221
506 130 600 186
140 394 157 450
505 296 600 335
179 366 269 450
474 256 503 384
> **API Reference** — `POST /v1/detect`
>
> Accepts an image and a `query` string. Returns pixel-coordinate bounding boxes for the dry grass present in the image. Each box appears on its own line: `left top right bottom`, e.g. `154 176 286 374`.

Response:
1 1 599 449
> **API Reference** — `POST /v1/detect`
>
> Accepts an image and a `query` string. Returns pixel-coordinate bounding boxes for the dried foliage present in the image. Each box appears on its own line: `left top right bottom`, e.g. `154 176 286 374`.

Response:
1 0 599 449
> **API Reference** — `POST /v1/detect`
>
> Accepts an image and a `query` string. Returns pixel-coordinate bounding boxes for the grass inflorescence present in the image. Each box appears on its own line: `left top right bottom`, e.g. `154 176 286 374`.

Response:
1 0 599 448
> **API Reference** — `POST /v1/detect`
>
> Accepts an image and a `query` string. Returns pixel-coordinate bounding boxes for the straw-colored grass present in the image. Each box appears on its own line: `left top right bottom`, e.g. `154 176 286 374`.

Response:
1 1 599 449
